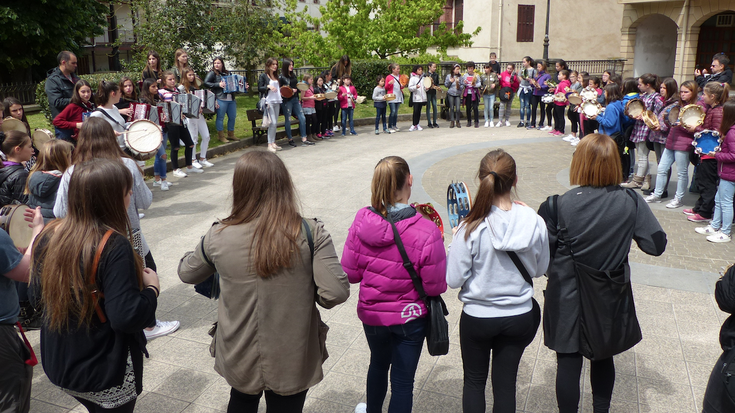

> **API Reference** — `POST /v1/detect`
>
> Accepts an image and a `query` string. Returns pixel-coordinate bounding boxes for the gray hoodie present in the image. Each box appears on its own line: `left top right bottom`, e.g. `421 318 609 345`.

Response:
446 204 549 318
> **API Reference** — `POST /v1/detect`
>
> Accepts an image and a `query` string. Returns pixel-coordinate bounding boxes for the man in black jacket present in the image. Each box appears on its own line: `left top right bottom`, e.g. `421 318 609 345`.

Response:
695 53 733 88
44 51 79 139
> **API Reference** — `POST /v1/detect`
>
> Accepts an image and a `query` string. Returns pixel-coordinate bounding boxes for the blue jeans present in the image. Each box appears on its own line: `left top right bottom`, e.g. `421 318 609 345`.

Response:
154 132 168 179
375 107 387 131
215 99 237 132
341 107 355 134
712 179 735 236
282 98 306 140
483 95 496 123
426 94 437 124
54 127 73 143
363 318 426 413
653 149 689 200
519 88 532 123
388 102 401 129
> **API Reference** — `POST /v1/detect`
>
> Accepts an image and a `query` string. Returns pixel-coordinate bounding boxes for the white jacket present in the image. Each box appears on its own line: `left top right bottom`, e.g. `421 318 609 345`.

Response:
408 74 427 103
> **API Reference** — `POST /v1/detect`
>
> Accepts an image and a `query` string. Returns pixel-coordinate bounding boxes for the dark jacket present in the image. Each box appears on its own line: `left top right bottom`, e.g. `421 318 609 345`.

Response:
0 164 29 205
31 233 157 394
204 70 232 101
45 67 80 120
279 74 299 101
27 170 62 223
696 68 733 89
426 71 440 96
716 265 735 350
538 186 667 353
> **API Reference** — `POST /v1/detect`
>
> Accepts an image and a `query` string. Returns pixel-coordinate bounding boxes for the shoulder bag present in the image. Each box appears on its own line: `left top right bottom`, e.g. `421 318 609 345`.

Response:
505 250 542 329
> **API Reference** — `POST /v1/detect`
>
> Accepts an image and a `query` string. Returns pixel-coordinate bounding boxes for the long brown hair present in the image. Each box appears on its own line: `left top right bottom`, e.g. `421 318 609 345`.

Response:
73 118 128 164
33 159 139 332
70 79 92 106
661 78 679 103
24 139 74 194
570 133 622 187
174 48 189 74
221 151 302 277
462 149 517 239
265 57 278 80
180 68 197 92
680 80 699 105
371 156 410 217
119 76 138 101
719 99 735 137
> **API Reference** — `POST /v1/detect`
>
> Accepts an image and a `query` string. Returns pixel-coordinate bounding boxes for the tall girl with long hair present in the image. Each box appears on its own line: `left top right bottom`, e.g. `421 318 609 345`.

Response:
386 63 404 132
171 48 190 83
280 58 311 147
342 156 447 413
622 73 662 190
179 68 213 168
52 80 94 142
447 149 549 413
115 76 138 118
33 159 160 413
530 61 551 130
159 71 201 178
257 58 283 153
445 63 464 129
203 57 238 144
142 50 162 81
139 78 169 190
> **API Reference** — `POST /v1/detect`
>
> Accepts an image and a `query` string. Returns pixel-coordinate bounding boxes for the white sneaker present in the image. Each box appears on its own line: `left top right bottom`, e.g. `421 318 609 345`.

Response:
191 160 203 169
173 169 188 178
496 121 503 127
666 198 683 209
144 320 180 340
644 194 661 203
695 225 719 235
707 231 732 243
354 403 367 413
388 128 395 134
334 125 341 132
416 125 423 131
409 125 417 132
160 181 170 191
489 121 494 128
138 213 145 219
484 121 489 128
187 167 203 174
267 145 277 153
153 180 161 187
562 134 575 142
505 120 511 127
570 138 580 146
542 126 553 131
200 159 214 168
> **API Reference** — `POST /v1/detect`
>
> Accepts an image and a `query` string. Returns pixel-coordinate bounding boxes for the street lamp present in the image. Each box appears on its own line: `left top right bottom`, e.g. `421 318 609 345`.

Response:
543 0 550 61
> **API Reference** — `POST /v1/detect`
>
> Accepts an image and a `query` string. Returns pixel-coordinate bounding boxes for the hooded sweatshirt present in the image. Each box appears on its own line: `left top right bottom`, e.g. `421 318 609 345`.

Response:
446 204 549 318
27 170 62 223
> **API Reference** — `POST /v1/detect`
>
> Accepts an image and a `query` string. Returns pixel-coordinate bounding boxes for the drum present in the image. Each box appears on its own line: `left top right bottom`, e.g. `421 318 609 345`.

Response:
296 82 309 91
642 110 659 130
355 96 366 104
692 129 722 155
567 92 582 106
2 118 26 133
385 93 396 102
541 94 555 104
581 100 602 117
664 104 680 127
411 203 444 239
124 120 163 161
422 77 433 89
280 85 294 98
580 88 598 102
624 98 645 118
33 129 54 147
325 91 338 100
399 74 409 87
679 104 705 129
446 182 473 229
0 204 33 248
436 88 447 100
314 94 326 101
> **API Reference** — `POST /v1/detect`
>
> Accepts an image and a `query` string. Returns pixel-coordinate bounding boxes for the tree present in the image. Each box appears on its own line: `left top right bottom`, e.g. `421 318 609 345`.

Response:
0 0 108 81
214 0 282 72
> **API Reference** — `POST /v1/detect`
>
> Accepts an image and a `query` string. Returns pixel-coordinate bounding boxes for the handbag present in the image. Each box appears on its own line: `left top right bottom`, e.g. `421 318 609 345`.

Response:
499 86 513 102
550 193 642 361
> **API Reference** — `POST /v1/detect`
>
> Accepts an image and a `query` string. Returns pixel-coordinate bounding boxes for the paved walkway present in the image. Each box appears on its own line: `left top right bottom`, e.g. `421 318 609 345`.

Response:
27 117 732 413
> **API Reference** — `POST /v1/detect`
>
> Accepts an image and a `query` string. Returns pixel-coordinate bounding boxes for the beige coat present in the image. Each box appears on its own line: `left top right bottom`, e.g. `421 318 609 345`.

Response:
178 218 349 395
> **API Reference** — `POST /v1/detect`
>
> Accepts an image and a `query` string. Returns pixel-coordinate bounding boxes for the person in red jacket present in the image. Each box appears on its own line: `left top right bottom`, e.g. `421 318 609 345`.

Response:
497 64 519 127
51 80 94 143
551 70 571 137
337 75 359 136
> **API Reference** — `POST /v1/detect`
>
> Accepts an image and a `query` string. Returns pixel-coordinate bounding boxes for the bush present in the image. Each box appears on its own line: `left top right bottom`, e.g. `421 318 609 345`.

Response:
36 71 139 123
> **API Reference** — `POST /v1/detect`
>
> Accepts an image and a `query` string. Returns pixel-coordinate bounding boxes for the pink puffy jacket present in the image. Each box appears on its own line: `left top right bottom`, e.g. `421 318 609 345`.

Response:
341 207 447 327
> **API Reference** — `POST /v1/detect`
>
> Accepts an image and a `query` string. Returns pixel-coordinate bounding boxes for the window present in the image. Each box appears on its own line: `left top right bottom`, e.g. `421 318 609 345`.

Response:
453 0 463 33
517 5 534 42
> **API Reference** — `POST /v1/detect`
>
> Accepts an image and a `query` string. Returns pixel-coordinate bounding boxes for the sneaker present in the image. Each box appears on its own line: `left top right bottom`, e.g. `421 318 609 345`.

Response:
570 138 580 146
517 122 525 128
301 140 315 146
350 131 358 136
385 129 392 134
394 127 401 132
484 121 489 128
375 129 380 135
505 120 511 127
334 125 341 132
160 181 170 191
139 213 145 219
145 320 181 340
644 194 662 203
707 232 732 243
666 198 683 209
427 124 434 129
173 169 188 178
542 126 553 131
153 180 161 187
536 125 545 130
409 125 417 132
562 134 575 142
683 208 695 216
388 128 395 133
527 124 536 130
433 123 439 128
496 121 503 127
191 160 203 169
416 125 423 131
200 159 214 168
695 225 719 234
688 213 711 222
187 167 203 174
267 145 277 153
288 140 297 147
355 403 367 413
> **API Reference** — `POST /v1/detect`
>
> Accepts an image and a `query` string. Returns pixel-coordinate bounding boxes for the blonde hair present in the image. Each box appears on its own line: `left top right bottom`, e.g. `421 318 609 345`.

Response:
704 81 731 106
569 134 622 187
371 156 410 217
25 140 74 194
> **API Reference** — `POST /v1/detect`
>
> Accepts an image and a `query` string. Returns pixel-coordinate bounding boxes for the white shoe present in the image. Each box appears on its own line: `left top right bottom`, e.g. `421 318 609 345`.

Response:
416 125 423 131
644 194 661 203
695 225 719 235
191 160 202 169
408 125 417 132
707 231 732 243
187 167 203 174
144 320 180 340
562 134 575 142
354 403 367 413
666 198 683 209
570 138 580 146
542 126 553 131
173 169 188 178
496 121 503 127
394 126 401 132
153 180 161 187
160 181 170 191
334 125 340 132
505 120 511 127
138 213 145 219
200 159 214 168
388 128 395 134
484 121 489 128
267 145 277 153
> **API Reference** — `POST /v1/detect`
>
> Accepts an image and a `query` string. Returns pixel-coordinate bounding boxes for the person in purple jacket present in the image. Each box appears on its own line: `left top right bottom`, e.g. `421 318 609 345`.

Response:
342 156 447 413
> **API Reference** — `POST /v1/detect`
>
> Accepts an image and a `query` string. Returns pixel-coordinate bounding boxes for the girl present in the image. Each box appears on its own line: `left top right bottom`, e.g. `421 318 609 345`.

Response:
580 76 604 138
447 149 548 413
280 58 310 147
171 48 189 83
621 78 641 179
314 75 329 138
687 82 730 223
622 73 662 190
386 63 404 132
203 57 238 144
372 76 388 134
257 58 283 153
159 71 202 178
337 75 358 136
563 71 582 142
462 62 481 128
445 63 464 129
644 78 678 201
2 97 31 134
497 64 519 128
602 70 612 87
139 78 169 190
481 64 499 128
89 80 128 151
591 84 625 164
530 61 551 130
52 80 94 142
408 65 427 131
0 130 32 205
179 150 349 413
551 69 571 137
115 76 138 118
342 156 447 413
322 71 337 136
26 139 74 223
142 50 162 81
179 68 214 168
300 74 320 143
33 158 160 413
518 56 537 127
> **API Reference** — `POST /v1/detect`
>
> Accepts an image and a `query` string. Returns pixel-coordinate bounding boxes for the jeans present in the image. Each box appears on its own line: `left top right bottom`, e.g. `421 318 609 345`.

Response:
483 95 496 123
712 179 735 236
556 353 614 413
635 141 651 177
388 102 401 129
654 149 689 200
266 103 280 144
282 98 306 140
519 88 532 123
426 94 437 124
154 132 168 179
186 116 210 161
363 318 427 413
54 127 73 142
499 95 514 122
227 388 307 413
215 99 237 132
341 107 355 134
375 107 387 131
465 95 479 124
447 95 461 122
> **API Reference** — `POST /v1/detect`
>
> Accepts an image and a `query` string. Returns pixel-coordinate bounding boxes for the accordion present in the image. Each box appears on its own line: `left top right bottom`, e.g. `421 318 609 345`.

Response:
129 103 164 128
175 93 202 119
157 101 183 125
222 74 247 94
194 89 216 114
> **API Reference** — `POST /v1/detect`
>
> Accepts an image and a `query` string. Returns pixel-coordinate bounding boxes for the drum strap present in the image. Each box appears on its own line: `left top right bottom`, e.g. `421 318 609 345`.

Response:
89 229 115 323
95 108 124 127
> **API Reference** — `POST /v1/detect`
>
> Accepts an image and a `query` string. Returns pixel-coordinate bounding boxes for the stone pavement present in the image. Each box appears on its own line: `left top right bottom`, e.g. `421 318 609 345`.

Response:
26 116 733 413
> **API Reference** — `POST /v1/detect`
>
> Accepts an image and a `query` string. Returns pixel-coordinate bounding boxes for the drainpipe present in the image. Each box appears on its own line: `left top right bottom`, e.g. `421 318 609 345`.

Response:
676 0 691 82
496 0 503 58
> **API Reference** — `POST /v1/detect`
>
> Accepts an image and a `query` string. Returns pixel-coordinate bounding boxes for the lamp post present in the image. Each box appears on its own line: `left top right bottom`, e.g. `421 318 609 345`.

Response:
543 0 550 61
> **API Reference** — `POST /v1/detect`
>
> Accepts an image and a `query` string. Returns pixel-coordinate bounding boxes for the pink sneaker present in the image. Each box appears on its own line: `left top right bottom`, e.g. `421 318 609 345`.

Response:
687 213 711 222
683 208 695 216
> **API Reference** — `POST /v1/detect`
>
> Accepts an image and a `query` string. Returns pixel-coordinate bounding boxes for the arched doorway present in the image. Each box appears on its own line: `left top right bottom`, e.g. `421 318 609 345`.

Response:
695 11 735 71
633 14 678 78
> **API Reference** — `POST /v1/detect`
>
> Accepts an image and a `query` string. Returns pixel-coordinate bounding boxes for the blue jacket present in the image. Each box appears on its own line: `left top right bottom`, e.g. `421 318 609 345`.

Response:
621 93 639 130
597 99 624 136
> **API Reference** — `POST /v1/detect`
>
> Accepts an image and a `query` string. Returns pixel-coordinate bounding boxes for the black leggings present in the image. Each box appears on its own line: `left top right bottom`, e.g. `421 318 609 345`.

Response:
332 101 340 126
556 353 615 413
568 107 579 134
315 103 327 134
546 103 554 127
530 95 545 127
694 158 719 219
583 119 599 137
74 397 136 413
553 105 566 133
464 95 479 124
305 112 318 135
460 311 538 413
167 123 193 170
412 102 425 126
227 388 307 413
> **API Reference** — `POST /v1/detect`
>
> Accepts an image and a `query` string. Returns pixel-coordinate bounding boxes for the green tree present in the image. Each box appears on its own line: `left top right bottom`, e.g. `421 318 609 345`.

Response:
214 0 282 72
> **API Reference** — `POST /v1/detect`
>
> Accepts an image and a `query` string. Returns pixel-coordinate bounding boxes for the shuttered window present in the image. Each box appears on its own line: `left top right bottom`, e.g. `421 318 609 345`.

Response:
454 0 463 33
517 5 534 42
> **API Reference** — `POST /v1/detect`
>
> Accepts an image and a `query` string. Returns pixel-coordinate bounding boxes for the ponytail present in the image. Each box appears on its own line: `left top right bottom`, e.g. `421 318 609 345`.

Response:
704 81 731 106
371 156 411 217
96 80 120 106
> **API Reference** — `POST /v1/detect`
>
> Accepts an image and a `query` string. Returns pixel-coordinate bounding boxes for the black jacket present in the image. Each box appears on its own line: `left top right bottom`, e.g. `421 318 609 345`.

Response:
696 68 733 89
716 265 735 351
45 67 80 120
0 164 29 205
279 74 299 101
204 70 233 101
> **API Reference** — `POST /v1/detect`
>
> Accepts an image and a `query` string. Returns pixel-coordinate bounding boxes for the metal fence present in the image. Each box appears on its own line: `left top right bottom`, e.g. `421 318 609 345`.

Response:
0 82 38 105
437 59 626 78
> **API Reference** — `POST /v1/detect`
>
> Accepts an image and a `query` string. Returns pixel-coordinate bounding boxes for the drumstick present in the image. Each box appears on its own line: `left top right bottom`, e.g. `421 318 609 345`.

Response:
119 128 156 136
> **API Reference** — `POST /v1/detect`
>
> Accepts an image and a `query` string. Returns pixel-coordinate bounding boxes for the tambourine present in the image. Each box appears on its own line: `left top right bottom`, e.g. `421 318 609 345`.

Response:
580 88 598 102
664 104 680 127
314 94 326 101
355 96 366 104
280 85 294 98
2 118 27 133
679 104 705 129
642 110 659 130
624 98 645 118
567 92 582 106
385 93 397 102
0 204 33 248
411 203 444 239
33 129 54 147
553 92 567 103
546 80 557 90
324 91 338 100
399 74 409 87
581 100 602 117
447 181 473 229
296 83 309 91
692 129 721 155
541 94 555 104
422 77 433 89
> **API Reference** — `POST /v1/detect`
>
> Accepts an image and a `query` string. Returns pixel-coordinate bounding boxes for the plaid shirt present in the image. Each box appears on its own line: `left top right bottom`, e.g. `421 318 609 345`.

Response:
630 91 664 144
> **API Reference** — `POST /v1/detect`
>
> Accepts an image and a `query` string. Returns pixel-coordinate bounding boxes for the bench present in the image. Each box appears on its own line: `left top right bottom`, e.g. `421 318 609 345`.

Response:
246 109 300 145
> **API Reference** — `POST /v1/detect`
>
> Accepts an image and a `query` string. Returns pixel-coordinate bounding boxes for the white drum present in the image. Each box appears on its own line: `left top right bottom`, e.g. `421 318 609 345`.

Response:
33 129 54 147
124 120 163 161
581 101 602 117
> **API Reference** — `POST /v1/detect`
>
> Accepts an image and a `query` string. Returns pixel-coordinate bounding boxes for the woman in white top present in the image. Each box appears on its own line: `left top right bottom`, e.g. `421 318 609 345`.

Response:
178 68 214 168
257 58 283 153
407 65 428 132
89 80 129 151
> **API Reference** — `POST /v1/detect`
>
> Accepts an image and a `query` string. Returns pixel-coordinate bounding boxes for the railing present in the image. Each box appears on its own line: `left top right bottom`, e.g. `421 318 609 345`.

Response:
437 59 626 78
0 82 38 105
